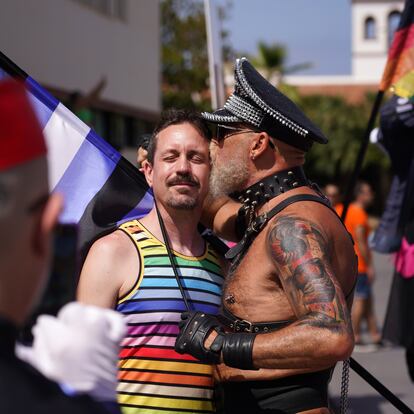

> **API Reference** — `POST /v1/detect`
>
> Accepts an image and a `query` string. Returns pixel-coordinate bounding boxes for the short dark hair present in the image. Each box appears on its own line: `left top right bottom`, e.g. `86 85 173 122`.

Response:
137 133 152 151
147 109 211 164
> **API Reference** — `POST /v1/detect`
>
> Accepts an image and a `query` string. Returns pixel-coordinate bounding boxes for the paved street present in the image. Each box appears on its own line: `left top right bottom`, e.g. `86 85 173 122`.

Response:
329 253 414 413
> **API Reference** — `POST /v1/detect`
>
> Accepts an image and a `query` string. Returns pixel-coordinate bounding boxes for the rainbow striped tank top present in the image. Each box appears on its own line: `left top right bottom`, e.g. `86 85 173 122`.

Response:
116 219 224 414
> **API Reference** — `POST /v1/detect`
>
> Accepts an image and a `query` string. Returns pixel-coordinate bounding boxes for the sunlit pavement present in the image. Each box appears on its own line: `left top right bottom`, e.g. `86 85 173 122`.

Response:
329 253 414 413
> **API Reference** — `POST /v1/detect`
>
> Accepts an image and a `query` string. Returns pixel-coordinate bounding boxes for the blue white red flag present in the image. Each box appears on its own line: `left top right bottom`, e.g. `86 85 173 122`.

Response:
0 51 153 257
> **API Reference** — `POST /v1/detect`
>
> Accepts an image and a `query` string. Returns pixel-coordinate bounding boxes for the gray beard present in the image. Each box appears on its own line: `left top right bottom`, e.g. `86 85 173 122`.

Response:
209 156 250 198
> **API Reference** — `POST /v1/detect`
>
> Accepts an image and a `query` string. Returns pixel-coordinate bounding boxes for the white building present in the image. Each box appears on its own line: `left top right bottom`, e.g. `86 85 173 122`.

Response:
352 0 403 82
285 0 404 102
0 0 160 148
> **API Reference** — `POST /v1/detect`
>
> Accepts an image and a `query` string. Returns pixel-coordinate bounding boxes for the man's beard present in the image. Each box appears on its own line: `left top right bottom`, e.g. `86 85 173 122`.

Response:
165 172 200 210
166 194 198 210
209 150 250 198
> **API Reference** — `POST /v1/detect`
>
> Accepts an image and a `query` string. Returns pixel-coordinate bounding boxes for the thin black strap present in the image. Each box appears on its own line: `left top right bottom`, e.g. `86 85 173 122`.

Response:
265 194 332 222
155 201 191 311
226 194 331 260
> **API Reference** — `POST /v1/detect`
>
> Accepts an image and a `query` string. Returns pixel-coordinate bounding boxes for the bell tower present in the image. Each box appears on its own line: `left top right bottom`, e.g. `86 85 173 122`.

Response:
352 0 403 82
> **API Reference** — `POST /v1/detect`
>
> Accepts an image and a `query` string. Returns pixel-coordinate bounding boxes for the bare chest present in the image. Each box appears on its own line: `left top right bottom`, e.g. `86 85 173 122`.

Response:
223 230 294 323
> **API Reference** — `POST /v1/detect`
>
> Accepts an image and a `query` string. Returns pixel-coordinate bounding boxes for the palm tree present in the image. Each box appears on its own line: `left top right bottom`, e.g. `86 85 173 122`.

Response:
252 41 312 85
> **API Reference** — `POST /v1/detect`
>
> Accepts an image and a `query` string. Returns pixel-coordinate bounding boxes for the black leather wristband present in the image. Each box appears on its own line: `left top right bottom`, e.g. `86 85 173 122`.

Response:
222 332 258 370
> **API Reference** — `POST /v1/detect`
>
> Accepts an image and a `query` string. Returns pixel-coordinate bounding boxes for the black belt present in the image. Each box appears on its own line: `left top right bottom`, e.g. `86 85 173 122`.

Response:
218 307 293 333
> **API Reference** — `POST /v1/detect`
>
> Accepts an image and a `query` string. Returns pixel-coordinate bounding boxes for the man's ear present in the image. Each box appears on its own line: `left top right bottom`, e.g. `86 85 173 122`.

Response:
250 132 272 160
136 148 140 166
143 160 154 187
33 192 63 256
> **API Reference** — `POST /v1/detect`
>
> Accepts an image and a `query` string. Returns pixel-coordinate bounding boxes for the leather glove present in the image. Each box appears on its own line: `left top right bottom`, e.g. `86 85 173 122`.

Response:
175 311 258 370
175 311 224 363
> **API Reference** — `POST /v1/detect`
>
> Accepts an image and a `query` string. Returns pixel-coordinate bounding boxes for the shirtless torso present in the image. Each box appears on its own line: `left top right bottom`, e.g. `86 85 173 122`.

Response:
201 187 357 414
224 187 355 328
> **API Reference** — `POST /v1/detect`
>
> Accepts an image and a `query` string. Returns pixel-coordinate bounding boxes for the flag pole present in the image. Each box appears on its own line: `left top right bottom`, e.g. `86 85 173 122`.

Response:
0 50 27 80
340 90 384 221
204 0 225 110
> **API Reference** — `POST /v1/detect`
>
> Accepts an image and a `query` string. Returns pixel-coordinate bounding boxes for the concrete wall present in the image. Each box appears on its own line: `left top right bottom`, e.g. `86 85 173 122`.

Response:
0 0 160 113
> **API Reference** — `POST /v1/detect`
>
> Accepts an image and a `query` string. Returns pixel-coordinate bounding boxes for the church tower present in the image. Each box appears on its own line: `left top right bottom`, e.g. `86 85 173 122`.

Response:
352 0 403 82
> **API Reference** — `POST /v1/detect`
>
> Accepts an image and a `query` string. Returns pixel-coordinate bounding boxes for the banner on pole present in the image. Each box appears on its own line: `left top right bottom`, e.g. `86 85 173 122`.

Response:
380 0 414 99
0 51 153 258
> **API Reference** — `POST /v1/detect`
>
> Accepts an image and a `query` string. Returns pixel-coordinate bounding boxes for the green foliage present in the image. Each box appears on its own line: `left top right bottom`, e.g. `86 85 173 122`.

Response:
253 41 286 73
161 0 209 109
248 41 312 82
161 0 232 110
299 92 390 183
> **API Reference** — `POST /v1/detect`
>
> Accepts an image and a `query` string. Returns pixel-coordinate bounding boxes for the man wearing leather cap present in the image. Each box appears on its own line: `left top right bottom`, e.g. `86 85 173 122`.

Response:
175 58 357 413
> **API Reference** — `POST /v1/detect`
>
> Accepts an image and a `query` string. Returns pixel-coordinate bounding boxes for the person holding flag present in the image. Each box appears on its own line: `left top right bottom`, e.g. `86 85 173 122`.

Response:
370 0 414 382
374 86 414 383
370 0 414 253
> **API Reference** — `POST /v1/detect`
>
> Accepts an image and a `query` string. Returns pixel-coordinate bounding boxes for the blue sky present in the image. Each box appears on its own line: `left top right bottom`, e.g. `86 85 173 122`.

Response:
221 0 352 75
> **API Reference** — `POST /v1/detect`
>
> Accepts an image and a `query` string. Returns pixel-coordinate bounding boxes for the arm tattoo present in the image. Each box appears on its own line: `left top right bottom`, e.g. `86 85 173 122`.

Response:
268 215 352 334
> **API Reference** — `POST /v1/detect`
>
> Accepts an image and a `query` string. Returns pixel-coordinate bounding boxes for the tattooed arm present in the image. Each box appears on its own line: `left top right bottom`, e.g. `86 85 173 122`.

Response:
251 214 354 369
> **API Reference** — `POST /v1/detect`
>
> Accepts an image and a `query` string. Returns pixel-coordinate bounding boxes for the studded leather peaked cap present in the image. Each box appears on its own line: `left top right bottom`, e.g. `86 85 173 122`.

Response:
202 57 328 151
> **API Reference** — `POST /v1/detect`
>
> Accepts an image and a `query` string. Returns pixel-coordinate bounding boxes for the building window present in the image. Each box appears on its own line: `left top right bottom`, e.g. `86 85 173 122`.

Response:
364 16 376 39
72 0 127 21
388 10 401 46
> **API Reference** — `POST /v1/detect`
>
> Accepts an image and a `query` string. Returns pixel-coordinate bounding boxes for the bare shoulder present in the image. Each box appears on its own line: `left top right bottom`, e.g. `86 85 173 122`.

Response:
265 201 355 276
263 204 354 337
265 210 330 266
77 229 139 308
82 230 137 275
89 229 135 259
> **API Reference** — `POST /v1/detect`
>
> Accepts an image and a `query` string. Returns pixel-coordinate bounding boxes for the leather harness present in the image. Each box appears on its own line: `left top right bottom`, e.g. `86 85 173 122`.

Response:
221 170 348 334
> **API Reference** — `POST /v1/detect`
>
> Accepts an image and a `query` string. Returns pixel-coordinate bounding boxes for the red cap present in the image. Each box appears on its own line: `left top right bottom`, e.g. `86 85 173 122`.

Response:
0 79 47 171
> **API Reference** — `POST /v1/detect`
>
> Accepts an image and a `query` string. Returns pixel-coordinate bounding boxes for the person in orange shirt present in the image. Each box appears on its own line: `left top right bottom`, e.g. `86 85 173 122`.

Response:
331 182 382 347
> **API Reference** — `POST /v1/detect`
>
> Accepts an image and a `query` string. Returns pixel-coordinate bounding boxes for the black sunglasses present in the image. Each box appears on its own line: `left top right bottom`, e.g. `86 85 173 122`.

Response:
211 124 275 149
211 124 257 141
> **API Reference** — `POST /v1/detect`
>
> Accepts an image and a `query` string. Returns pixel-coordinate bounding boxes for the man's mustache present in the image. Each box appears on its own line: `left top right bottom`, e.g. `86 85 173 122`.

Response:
167 174 199 187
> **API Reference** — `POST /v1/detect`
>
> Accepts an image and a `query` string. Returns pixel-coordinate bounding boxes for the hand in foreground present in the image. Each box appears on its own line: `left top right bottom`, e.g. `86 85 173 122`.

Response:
18 302 126 402
174 311 224 364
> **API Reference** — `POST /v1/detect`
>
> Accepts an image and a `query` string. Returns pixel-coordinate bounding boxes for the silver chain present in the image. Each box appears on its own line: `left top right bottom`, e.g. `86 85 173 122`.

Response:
339 358 350 414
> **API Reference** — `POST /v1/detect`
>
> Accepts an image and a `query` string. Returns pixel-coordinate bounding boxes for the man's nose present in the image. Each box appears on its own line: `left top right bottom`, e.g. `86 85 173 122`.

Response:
176 155 191 172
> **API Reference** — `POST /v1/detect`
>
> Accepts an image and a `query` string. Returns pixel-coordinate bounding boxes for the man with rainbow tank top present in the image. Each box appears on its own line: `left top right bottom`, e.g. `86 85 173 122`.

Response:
78 109 225 414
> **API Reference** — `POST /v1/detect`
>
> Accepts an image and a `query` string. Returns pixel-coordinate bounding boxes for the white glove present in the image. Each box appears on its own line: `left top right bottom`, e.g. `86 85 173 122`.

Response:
23 302 126 402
